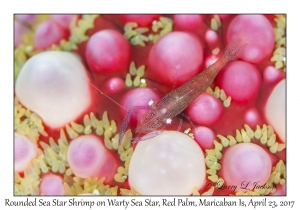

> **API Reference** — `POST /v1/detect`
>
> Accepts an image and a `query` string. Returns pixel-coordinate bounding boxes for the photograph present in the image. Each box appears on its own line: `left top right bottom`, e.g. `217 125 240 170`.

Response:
13 14 286 197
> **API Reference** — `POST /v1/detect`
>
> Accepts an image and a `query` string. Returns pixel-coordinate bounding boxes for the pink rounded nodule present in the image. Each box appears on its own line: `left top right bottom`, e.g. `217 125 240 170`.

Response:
14 133 37 172
68 135 109 179
222 143 272 192
85 29 130 74
192 126 215 149
104 77 125 94
205 30 219 45
263 66 285 84
227 15 274 63
215 60 261 104
34 19 70 50
244 108 261 127
148 31 203 87
39 173 65 195
186 93 223 126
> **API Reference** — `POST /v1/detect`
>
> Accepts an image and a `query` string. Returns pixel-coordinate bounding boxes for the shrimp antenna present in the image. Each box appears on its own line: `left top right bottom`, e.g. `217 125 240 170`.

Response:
67 63 127 111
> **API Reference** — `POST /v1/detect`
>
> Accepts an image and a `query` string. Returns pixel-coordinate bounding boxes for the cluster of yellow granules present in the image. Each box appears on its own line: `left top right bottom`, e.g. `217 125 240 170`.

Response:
206 86 232 107
15 128 69 195
51 14 99 52
14 97 48 143
123 16 173 47
125 61 147 88
15 103 133 195
271 14 286 71
201 124 285 196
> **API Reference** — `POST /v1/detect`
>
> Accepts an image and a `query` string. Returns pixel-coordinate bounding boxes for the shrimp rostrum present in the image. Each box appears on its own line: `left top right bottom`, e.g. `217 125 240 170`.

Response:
118 36 248 145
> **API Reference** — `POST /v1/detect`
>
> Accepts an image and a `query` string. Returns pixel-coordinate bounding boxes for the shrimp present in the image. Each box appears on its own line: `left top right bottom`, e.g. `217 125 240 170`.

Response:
118 36 248 145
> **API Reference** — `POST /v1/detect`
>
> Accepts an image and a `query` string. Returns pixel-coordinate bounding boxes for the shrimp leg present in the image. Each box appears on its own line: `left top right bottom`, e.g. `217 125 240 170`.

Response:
175 116 183 131
132 123 168 144
118 105 150 145
180 113 195 128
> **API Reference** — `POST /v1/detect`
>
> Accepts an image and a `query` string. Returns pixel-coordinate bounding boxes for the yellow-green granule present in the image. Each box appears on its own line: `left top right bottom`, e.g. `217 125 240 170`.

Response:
210 15 222 31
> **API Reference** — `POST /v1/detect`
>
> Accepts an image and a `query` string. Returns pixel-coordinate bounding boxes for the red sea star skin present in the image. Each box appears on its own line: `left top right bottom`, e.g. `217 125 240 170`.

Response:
14 14 286 195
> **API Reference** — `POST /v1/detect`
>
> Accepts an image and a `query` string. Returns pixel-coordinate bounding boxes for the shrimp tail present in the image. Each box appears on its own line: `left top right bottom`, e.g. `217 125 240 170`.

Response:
224 35 248 61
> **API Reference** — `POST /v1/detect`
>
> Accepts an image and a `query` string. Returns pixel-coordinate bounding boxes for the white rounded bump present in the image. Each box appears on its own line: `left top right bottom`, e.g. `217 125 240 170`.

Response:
148 99 154 106
166 118 172 124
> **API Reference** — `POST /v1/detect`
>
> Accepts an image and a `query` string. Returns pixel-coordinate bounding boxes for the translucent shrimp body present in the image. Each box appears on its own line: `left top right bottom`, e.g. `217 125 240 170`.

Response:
130 37 247 142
